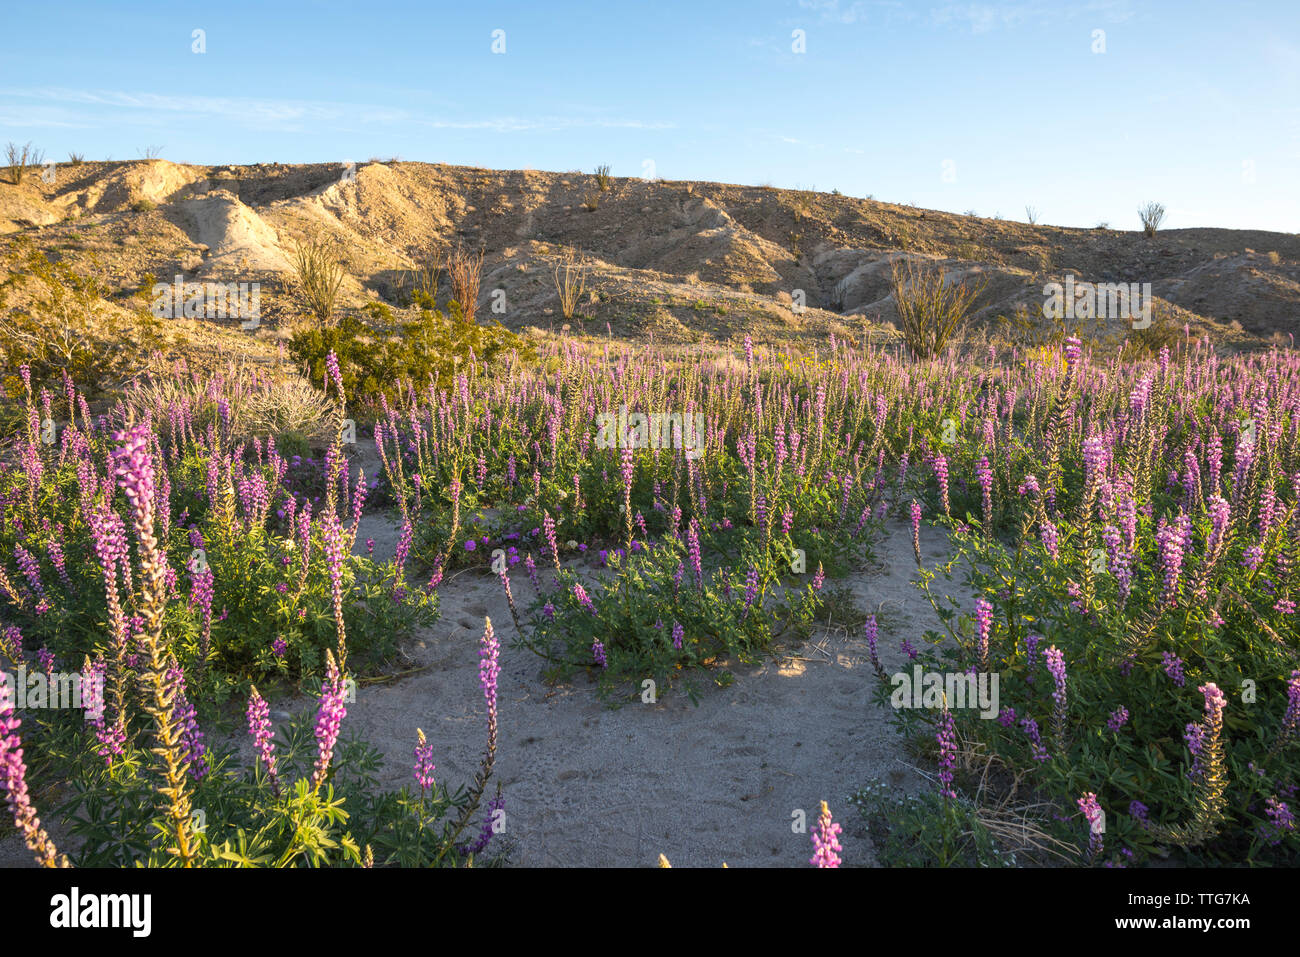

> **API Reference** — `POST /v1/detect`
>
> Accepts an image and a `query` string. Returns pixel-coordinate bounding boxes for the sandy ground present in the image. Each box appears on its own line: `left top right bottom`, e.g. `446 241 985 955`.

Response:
301 504 963 868
1 507 965 868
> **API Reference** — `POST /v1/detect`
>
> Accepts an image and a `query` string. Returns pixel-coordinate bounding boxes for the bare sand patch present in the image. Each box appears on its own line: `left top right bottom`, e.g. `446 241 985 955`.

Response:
311 510 958 867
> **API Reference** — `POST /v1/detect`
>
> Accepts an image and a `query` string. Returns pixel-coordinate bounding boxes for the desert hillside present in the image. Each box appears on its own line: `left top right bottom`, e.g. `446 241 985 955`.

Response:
3 158 1298 360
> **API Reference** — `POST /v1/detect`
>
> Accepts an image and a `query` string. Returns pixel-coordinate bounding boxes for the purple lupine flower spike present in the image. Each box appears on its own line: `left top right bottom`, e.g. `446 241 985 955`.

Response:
809 801 843 868
247 686 280 796
0 673 65 867
936 707 958 800
477 616 501 779
413 728 436 793
310 654 348 791
1078 792 1104 860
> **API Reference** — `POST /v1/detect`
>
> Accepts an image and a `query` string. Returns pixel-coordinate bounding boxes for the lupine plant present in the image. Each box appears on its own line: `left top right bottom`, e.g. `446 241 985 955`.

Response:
5 316 1299 867
0 359 438 702
0 356 501 867
368 337 886 698
876 335 1300 865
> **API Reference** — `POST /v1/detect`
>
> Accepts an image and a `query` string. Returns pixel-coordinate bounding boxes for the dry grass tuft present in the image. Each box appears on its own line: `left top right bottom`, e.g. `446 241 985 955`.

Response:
958 739 1079 861
122 361 332 442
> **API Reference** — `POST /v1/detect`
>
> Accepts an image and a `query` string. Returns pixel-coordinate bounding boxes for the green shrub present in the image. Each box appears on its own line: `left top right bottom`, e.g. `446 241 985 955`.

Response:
0 238 145 404
517 534 823 701
288 300 528 413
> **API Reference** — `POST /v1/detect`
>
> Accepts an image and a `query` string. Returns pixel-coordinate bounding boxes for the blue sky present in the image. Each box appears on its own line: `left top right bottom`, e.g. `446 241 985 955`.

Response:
2 0 1297 231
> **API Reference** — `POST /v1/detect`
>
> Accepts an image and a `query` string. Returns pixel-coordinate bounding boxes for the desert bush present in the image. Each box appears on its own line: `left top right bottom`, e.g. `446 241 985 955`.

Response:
891 258 986 360
443 244 484 321
0 238 142 401
405 240 443 307
118 362 333 444
995 301 1115 351
553 248 587 320
3 142 43 186
1025 205 1039 225
1120 306 1185 359
67 152 84 166
289 233 346 326
593 165 612 191
1138 201 1166 237
827 277 850 312
288 299 525 413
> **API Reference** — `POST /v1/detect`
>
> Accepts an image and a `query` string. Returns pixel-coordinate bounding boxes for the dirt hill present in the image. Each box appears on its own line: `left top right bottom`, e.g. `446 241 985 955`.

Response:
3 158 1298 352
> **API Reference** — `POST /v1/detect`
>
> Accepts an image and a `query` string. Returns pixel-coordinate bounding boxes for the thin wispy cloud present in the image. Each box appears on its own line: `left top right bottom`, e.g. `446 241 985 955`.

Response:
0 88 673 135
417 117 674 132
797 0 873 24
0 105 94 129
930 0 1135 32
797 0 1134 31
929 3 1030 33
796 0 907 25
